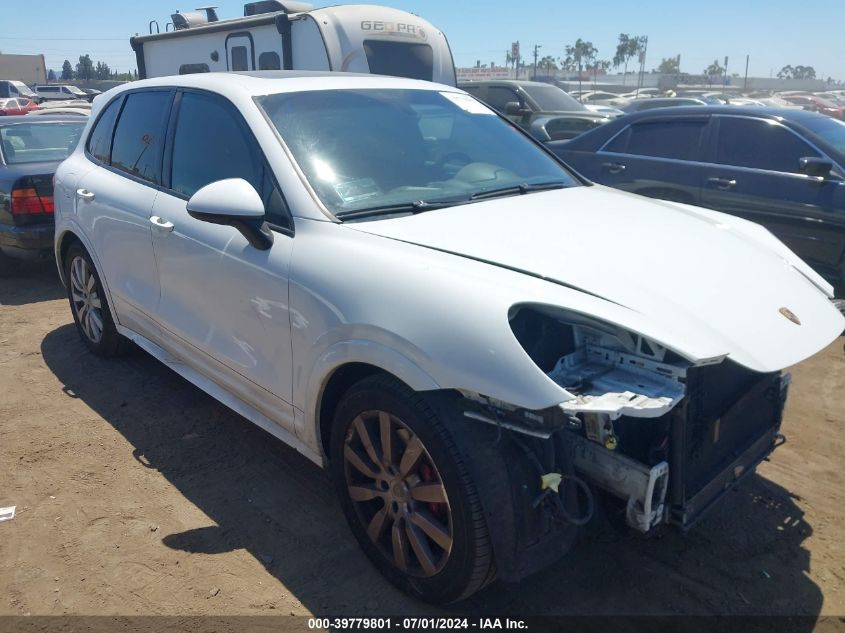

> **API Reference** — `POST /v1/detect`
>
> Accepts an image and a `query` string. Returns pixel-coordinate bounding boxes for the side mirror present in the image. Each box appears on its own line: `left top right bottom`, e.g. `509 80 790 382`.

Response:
186 178 274 250
799 157 834 179
529 119 551 142
504 101 527 116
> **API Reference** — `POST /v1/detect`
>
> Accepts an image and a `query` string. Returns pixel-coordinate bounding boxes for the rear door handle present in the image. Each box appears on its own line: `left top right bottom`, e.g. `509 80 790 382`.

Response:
76 188 95 201
150 215 174 232
707 177 737 190
602 162 626 174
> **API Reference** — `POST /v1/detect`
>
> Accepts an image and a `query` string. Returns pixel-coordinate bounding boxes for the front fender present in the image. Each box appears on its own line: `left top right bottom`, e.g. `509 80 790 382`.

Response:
301 338 441 448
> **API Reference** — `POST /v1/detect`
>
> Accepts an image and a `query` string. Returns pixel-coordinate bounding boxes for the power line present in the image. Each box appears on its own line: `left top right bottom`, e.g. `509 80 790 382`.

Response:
0 36 125 41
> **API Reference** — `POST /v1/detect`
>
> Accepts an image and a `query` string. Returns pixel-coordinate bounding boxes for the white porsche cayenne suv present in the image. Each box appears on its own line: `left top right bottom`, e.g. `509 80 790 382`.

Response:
53 72 844 603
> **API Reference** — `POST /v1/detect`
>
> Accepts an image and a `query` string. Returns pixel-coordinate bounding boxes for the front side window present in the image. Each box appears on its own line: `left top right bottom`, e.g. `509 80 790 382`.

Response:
716 117 819 173
605 119 707 161
169 91 290 227
110 91 172 184
170 92 261 197
257 88 578 218
0 121 85 164
86 96 123 163
485 86 521 112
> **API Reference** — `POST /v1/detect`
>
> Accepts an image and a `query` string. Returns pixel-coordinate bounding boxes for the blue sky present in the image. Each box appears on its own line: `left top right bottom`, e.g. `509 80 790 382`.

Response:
2 0 843 81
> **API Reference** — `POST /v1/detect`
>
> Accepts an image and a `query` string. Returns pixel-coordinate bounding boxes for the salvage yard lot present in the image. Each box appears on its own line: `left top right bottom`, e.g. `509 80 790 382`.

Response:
1 258 844 620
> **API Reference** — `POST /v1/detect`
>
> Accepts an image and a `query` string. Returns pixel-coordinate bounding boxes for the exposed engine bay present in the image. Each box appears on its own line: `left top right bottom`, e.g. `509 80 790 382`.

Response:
461 305 789 537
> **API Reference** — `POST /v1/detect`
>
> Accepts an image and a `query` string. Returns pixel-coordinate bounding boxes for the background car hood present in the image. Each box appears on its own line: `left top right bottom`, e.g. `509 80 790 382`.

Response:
348 185 844 372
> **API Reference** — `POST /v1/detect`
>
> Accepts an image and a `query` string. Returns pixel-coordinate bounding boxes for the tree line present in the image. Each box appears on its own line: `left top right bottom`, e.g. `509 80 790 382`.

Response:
55 55 136 82
503 34 819 84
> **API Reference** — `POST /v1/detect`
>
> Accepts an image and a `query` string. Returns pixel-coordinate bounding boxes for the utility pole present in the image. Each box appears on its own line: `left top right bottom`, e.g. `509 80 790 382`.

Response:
744 54 750 90
635 36 648 98
723 55 729 90
532 44 541 80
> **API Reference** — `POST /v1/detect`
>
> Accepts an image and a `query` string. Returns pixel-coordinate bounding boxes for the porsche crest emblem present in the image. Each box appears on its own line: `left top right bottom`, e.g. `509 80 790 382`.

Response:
779 307 801 325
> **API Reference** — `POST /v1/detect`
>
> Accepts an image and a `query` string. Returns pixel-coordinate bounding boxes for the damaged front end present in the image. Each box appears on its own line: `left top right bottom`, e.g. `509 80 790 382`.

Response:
462 304 790 537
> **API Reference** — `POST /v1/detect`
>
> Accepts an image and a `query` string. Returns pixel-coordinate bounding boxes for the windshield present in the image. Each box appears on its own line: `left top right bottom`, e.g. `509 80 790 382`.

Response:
13 81 36 98
802 116 845 155
522 84 586 111
67 85 87 96
0 121 85 164
257 89 578 218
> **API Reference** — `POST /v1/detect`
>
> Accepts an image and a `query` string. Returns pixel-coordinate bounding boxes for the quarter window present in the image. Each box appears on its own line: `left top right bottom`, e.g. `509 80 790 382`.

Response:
715 117 819 173
605 119 707 161
110 91 172 184
86 96 123 163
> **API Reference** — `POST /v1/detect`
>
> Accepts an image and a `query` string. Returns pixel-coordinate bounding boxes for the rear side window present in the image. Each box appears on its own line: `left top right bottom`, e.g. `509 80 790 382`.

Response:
605 119 707 161
86 97 123 163
169 91 290 228
110 91 172 184
715 117 819 173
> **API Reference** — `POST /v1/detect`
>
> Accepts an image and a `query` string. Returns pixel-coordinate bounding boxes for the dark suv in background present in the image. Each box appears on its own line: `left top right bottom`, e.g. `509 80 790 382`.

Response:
549 107 845 291
459 80 612 141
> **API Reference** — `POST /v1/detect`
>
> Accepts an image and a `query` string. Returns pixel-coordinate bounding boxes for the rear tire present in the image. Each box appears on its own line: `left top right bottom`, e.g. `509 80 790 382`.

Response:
64 242 130 357
329 374 495 603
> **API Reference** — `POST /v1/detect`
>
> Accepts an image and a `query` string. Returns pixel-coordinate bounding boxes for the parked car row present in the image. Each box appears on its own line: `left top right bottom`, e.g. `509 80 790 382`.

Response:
460 80 614 141
0 80 102 105
547 106 845 290
0 98 40 116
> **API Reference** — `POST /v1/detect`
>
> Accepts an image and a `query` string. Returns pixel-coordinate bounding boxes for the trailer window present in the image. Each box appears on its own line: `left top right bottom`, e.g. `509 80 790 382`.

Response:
179 63 210 75
362 40 433 81
231 46 249 72
259 52 281 71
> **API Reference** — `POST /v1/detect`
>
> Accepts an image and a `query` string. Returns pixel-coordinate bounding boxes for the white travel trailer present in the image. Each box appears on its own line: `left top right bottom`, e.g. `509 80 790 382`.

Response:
131 1 457 85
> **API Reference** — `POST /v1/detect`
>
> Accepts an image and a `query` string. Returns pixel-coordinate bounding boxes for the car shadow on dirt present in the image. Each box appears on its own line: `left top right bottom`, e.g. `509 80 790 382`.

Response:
0 256 64 305
40 323 822 623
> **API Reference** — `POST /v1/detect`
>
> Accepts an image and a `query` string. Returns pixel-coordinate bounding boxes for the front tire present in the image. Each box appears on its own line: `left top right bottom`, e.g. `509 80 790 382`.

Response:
64 242 129 357
329 375 495 603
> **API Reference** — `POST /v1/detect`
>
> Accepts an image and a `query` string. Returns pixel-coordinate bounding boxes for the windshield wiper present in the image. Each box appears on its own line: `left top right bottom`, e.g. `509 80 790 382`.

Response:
335 197 469 221
469 181 569 201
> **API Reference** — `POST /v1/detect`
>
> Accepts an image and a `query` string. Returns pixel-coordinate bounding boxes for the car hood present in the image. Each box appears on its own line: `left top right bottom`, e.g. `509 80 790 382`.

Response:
348 185 844 373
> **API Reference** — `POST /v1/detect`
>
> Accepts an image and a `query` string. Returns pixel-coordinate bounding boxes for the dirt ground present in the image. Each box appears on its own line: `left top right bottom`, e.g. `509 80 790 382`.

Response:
1 257 844 625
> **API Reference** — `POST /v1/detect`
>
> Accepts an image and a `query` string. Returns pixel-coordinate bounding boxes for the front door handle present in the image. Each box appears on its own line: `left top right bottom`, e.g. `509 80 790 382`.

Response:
150 215 174 232
707 177 737 190
76 188 95 201
602 162 626 174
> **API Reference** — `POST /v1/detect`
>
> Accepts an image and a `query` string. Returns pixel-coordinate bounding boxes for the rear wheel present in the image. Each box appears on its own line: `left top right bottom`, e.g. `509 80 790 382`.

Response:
329 375 495 603
64 242 129 357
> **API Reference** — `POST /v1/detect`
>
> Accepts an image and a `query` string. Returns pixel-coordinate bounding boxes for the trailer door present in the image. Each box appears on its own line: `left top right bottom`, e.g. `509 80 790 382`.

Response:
226 33 255 71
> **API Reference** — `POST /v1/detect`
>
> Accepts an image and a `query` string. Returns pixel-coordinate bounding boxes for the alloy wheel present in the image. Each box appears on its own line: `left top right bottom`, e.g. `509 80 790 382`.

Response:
69 255 104 344
343 410 453 578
